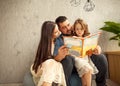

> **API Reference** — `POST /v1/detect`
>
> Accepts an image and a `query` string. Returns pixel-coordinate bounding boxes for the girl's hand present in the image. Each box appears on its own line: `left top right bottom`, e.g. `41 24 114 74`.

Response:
86 49 93 57
72 36 84 40
93 45 101 55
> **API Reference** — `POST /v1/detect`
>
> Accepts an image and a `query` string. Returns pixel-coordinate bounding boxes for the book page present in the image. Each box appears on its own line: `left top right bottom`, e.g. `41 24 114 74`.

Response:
63 32 100 57
82 34 100 57
63 36 83 57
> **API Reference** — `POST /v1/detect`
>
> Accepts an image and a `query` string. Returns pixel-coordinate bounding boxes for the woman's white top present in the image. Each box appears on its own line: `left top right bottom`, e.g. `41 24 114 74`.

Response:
30 43 66 86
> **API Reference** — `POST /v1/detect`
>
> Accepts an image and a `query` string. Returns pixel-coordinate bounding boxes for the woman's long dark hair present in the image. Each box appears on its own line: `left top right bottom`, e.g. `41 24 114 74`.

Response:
32 21 56 73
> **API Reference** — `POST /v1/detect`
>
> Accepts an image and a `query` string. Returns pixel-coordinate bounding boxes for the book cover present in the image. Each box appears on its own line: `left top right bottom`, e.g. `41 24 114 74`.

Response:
63 32 101 57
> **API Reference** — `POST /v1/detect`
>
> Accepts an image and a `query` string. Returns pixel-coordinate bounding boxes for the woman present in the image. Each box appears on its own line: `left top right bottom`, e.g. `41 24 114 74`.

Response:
30 21 67 86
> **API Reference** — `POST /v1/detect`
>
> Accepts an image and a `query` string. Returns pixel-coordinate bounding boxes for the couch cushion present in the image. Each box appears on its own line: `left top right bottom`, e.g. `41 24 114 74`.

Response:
23 72 35 86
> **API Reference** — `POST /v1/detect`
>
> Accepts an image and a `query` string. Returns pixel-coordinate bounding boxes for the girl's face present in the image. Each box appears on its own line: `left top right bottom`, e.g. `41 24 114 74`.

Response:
74 23 84 37
52 25 61 39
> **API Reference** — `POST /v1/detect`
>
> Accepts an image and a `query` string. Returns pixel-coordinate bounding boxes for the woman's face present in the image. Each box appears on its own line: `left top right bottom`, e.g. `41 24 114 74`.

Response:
74 23 84 37
52 25 61 39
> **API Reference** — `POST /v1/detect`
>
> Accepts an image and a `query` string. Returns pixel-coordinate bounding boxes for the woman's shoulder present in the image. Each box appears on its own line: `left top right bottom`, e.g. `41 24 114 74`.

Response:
42 59 61 68
30 64 42 77
43 59 57 65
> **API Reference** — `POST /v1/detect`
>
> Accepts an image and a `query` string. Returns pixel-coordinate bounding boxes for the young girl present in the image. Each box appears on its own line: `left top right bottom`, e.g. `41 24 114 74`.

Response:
72 18 99 78
30 21 67 86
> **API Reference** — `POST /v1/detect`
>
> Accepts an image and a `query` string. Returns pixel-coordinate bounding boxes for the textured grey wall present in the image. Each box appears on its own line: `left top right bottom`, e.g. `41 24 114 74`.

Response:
0 0 120 84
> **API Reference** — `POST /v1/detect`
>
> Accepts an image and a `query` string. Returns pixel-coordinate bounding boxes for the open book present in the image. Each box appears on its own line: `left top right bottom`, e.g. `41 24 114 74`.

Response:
63 32 101 57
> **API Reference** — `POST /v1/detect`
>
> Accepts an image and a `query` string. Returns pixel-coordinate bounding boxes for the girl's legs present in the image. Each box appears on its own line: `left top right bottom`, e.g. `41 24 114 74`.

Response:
81 69 92 86
42 82 51 86
75 58 93 86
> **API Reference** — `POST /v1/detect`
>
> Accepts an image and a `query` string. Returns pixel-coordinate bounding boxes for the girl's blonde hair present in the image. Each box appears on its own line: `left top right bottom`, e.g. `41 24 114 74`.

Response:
72 18 90 37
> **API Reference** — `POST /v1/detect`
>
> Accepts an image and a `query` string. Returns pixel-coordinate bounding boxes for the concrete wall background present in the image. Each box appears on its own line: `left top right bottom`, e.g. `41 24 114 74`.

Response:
0 0 120 84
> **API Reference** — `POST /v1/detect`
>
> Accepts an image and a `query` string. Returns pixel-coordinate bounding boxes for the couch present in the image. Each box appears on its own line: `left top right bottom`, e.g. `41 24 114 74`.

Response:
23 70 82 86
